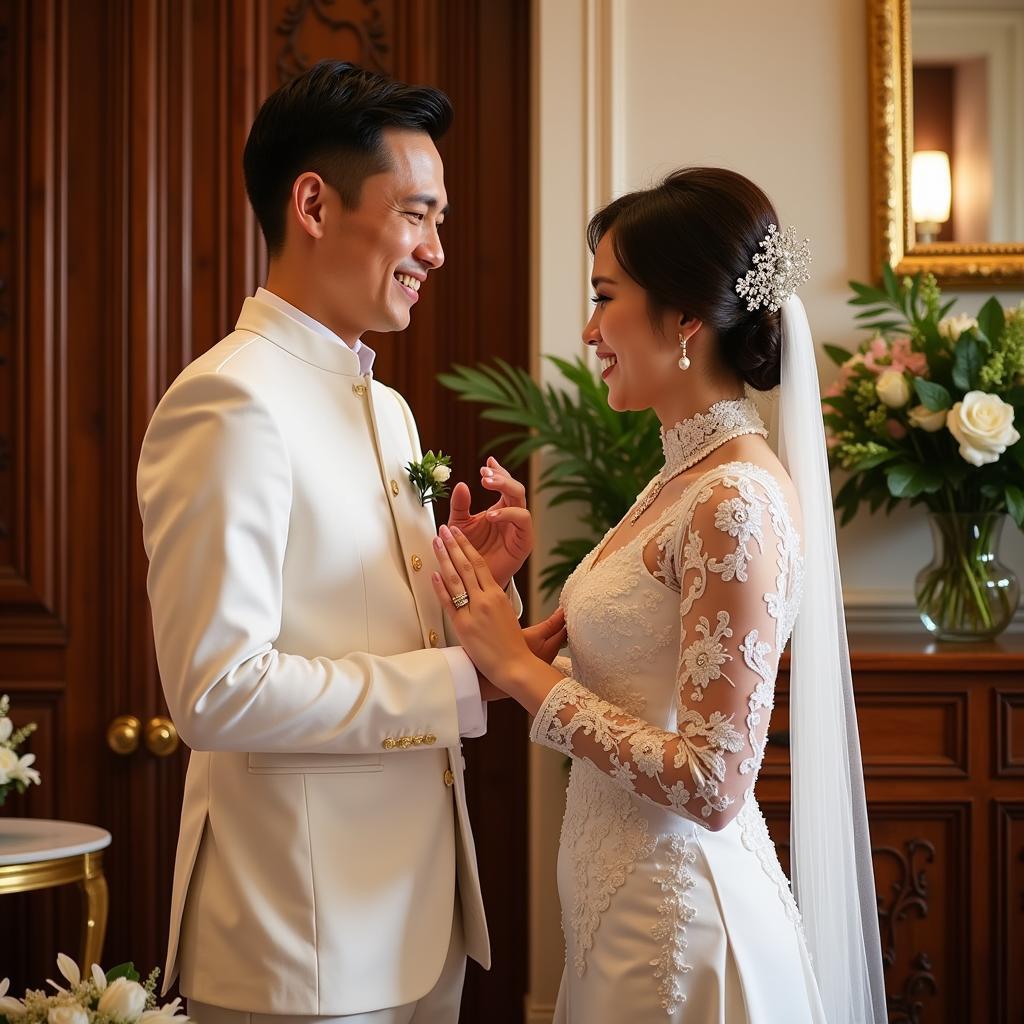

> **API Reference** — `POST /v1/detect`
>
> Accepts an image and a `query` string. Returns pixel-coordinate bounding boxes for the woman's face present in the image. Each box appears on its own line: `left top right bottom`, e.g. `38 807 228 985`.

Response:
583 233 686 413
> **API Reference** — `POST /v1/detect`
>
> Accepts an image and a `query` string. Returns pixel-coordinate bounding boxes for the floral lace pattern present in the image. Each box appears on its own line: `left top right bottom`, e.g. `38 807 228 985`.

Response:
649 833 697 1015
537 459 805 995
561 761 657 976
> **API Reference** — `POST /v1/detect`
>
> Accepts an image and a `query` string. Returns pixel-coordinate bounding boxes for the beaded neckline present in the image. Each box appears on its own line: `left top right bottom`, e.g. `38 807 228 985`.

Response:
627 398 767 524
660 398 767 477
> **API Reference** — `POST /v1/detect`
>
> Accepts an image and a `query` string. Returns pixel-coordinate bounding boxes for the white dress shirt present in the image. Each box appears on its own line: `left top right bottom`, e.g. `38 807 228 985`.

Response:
256 287 486 737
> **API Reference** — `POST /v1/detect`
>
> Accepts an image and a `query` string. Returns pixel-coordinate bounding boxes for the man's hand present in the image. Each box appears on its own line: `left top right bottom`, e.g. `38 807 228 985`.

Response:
447 456 533 588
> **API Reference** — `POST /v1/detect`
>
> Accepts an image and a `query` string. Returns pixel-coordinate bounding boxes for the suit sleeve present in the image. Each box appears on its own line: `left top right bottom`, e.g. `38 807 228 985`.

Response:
137 370 461 754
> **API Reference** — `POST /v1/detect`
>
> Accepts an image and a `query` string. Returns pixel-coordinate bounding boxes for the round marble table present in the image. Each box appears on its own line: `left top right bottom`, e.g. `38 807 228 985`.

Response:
0 818 111 967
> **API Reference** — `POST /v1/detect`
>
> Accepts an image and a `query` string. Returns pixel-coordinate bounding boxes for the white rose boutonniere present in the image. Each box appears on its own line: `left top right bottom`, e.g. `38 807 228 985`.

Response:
406 451 453 506
947 391 1020 466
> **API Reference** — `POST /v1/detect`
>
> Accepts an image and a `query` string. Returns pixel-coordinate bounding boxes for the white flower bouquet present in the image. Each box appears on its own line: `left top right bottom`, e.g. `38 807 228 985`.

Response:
0 954 190 1024
0 695 41 805
823 265 1024 638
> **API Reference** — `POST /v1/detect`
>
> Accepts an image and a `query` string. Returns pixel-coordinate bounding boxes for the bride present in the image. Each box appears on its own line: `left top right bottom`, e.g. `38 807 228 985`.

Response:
431 168 887 1023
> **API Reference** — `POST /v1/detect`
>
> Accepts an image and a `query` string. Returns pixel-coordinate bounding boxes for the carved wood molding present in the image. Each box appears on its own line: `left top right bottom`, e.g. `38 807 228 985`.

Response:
993 801 1024 1022
995 690 1024 778
275 0 391 84
870 804 971 1023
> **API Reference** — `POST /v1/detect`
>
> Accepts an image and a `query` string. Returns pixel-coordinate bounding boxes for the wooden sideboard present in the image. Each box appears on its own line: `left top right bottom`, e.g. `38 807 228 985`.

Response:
762 630 1024 1024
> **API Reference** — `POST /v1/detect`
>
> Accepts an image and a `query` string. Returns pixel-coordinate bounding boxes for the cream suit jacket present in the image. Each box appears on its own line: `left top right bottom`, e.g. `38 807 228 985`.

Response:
138 296 515 1016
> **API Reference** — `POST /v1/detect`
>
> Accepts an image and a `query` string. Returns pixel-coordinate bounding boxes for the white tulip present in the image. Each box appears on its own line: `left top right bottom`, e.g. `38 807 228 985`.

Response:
0 718 11 743
97 978 148 1022
947 391 1020 466
431 465 451 483
938 313 978 341
48 1006 88 1024
0 746 18 785
875 369 911 408
907 404 947 432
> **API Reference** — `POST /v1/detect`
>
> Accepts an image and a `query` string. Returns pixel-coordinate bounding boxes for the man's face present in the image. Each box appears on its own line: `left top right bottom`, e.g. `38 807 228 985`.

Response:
317 127 447 339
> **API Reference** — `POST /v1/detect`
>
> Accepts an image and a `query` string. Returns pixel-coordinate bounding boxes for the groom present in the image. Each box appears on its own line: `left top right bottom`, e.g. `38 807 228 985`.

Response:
138 61 562 1023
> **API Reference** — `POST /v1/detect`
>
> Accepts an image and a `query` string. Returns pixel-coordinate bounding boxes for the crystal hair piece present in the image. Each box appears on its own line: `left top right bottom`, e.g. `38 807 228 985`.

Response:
734 224 811 314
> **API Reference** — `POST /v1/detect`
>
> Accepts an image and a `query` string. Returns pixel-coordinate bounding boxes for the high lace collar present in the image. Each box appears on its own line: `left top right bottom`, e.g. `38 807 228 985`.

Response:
660 397 767 477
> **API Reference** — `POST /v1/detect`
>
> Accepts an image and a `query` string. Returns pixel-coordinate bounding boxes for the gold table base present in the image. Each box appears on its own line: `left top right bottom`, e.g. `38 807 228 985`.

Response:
0 851 108 967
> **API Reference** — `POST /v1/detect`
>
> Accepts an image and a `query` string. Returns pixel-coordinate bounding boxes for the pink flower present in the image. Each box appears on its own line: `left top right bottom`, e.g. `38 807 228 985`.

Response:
886 419 908 440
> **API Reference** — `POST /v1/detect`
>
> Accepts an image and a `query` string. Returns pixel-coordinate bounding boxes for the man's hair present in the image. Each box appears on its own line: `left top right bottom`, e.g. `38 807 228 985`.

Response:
243 61 453 255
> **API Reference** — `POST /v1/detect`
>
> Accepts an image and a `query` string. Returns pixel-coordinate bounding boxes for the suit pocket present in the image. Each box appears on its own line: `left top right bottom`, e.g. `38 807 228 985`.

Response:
247 751 383 774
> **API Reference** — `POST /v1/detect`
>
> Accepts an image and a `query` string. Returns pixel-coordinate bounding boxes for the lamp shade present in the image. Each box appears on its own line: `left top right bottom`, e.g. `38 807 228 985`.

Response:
911 150 952 224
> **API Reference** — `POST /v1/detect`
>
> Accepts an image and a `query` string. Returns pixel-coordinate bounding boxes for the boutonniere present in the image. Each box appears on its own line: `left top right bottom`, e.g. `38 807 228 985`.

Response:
406 450 453 506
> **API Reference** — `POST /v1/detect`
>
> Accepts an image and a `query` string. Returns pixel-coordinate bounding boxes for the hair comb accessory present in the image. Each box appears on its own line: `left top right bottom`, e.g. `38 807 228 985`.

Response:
735 224 811 313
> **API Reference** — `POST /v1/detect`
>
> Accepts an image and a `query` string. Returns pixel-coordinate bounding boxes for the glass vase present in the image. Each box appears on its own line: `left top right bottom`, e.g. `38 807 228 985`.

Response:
914 513 1019 641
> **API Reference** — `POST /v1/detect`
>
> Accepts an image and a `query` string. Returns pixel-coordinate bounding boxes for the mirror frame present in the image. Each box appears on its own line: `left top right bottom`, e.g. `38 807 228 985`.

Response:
868 0 1024 287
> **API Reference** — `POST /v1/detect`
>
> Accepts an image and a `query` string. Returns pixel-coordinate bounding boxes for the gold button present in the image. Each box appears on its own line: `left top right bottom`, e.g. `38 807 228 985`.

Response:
425 734 437 746
443 769 455 787
428 630 440 647
411 554 423 572
352 383 367 397
390 480 400 496
382 738 396 750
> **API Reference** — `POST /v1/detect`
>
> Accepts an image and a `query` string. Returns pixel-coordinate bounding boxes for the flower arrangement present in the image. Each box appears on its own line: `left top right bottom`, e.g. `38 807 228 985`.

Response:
0 954 190 1024
823 264 1024 637
405 450 453 506
0 694 41 805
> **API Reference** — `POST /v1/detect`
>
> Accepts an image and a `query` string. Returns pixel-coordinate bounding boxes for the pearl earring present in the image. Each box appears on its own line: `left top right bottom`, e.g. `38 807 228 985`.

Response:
678 332 690 371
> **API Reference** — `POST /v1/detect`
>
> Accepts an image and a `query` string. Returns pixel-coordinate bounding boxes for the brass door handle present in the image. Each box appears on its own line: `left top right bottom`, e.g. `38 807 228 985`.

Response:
144 716 179 757
107 715 142 755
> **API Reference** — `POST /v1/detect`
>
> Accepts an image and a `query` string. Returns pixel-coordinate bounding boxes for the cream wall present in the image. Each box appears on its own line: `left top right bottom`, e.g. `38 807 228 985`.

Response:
527 0 1024 1018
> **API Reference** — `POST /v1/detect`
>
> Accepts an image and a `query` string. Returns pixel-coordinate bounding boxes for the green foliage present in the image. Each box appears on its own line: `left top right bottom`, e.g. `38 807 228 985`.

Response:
825 263 1024 525
438 357 662 596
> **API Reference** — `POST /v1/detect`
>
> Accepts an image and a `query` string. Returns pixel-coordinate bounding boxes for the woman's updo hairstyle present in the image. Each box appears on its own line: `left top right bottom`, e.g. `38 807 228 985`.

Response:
587 167 783 391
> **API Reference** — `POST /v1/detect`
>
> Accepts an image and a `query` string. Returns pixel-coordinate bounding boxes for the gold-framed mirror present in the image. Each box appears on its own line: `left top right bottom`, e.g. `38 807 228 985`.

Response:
868 0 1024 287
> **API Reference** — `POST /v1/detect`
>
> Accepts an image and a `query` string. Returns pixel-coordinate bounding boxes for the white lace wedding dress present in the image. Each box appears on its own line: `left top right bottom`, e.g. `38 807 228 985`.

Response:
530 400 827 1023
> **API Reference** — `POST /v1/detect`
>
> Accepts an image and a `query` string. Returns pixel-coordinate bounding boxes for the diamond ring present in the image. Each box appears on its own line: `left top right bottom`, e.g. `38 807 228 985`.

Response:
452 592 470 609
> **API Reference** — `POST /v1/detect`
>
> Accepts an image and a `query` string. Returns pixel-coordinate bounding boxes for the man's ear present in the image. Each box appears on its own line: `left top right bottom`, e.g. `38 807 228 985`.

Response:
290 172 327 240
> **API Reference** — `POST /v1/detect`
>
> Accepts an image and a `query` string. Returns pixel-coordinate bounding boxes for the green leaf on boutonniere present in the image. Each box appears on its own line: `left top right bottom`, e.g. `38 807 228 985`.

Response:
952 335 983 391
913 377 952 411
405 450 452 506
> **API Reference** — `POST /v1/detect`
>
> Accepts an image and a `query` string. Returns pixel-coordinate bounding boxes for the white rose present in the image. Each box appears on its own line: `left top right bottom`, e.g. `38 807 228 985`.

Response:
431 465 451 484
938 313 978 342
0 746 18 785
0 718 11 743
907 404 947 432
97 978 148 1022
875 369 911 408
49 1006 89 1024
947 391 1020 466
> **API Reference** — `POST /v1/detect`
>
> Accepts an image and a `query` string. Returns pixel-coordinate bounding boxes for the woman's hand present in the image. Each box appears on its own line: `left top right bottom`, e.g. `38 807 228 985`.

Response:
446 457 533 589
431 525 566 710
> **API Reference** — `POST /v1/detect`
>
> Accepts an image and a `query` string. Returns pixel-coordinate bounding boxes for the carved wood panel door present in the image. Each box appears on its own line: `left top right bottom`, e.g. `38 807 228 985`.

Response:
0 3 530 1021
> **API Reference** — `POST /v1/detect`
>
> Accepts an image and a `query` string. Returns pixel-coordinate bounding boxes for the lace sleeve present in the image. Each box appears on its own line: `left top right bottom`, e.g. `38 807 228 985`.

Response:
530 471 798 831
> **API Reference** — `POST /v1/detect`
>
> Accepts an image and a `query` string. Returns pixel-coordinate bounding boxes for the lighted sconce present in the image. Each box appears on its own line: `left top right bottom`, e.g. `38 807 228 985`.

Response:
911 150 951 244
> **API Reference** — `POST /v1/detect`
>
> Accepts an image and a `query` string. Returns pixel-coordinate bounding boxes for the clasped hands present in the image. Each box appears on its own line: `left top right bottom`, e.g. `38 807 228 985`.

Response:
439 457 567 710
